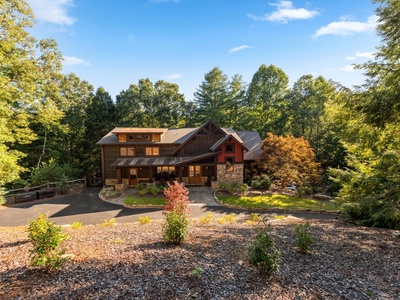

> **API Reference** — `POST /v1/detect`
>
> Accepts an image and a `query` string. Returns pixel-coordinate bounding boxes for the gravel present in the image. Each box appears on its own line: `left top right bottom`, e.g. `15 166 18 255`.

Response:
0 218 399 299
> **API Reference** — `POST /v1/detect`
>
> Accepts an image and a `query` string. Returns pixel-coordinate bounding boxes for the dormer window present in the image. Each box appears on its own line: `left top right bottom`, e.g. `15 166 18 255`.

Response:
144 134 151 141
136 134 142 141
118 134 126 142
128 135 134 141
152 134 161 142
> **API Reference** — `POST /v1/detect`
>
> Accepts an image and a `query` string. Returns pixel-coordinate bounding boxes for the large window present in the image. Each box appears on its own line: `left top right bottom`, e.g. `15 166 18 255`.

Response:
226 157 234 172
120 147 134 156
157 166 175 180
145 147 159 156
152 134 161 142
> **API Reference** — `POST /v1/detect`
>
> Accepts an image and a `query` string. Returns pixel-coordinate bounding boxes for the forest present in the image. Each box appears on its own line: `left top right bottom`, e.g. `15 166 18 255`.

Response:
0 0 398 229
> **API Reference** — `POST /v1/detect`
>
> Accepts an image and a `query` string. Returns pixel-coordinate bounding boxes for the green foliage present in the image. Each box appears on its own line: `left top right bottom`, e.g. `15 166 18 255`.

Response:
147 184 161 195
112 238 124 244
190 267 204 279
162 210 189 245
27 214 68 271
199 212 214 225
294 222 314 253
70 222 82 229
0 188 6 205
246 225 281 276
124 195 165 206
136 183 146 191
248 213 261 223
30 160 75 186
138 216 152 225
217 213 237 225
101 219 116 227
162 181 190 244
251 174 271 190
239 183 249 195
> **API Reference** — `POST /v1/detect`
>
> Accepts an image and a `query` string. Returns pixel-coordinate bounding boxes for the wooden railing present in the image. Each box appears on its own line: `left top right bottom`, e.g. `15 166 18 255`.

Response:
5 178 86 196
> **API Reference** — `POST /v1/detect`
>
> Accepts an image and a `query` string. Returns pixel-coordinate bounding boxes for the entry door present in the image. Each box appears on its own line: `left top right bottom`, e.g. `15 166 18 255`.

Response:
129 168 138 186
189 165 202 184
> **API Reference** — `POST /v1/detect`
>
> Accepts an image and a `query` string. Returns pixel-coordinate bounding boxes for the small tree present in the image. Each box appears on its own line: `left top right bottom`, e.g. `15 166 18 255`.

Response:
27 214 68 271
294 222 314 254
162 181 190 244
258 132 320 188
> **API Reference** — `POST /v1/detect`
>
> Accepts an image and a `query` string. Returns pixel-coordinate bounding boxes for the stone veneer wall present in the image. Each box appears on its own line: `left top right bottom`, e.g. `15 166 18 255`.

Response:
212 164 243 189
105 179 118 186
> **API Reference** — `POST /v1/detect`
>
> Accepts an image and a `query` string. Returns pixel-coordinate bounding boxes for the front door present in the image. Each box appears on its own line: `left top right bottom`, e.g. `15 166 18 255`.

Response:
129 168 138 186
189 165 202 184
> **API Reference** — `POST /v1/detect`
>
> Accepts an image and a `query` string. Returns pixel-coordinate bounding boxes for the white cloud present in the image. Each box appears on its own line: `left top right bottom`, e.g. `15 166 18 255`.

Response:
314 15 378 37
355 51 374 58
341 65 356 72
346 56 356 61
248 1 319 23
166 73 182 79
63 56 90 66
26 0 75 26
228 45 253 54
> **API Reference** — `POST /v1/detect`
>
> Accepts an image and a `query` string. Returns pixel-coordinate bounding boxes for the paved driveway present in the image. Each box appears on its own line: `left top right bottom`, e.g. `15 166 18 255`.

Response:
0 187 339 227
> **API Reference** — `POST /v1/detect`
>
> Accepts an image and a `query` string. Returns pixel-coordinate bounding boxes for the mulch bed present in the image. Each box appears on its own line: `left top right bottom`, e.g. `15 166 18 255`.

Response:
0 218 399 299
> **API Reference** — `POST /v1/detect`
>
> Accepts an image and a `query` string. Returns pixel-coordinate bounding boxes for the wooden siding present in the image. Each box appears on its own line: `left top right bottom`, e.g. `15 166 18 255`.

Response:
217 138 244 163
176 134 224 156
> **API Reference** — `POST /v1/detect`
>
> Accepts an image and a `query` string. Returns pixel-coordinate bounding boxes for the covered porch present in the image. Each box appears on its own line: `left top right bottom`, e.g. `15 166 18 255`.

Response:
110 153 218 187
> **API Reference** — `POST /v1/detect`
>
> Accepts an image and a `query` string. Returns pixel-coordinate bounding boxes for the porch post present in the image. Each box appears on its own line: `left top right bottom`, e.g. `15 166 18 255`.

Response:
117 168 122 184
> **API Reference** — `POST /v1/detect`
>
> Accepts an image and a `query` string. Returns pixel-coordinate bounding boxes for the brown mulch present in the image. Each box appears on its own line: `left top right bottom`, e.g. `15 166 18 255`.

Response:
0 219 399 299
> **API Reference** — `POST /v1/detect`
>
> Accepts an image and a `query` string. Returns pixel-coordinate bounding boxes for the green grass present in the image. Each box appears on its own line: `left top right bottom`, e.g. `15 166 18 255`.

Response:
124 195 165 206
217 194 341 211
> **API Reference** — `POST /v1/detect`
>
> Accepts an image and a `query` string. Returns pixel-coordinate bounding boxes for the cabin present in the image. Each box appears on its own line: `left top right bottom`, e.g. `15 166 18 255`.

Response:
96 120 262 190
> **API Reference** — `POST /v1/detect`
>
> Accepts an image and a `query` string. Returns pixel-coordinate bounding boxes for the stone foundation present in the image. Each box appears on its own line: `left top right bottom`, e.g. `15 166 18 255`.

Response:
104 179 118 186
215 164 244 187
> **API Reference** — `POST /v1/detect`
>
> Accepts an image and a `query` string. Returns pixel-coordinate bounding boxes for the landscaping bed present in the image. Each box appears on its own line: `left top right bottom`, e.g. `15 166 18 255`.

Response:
0 219 398 299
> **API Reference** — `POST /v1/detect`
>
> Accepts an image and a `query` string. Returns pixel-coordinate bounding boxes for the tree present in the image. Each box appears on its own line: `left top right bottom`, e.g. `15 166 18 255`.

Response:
116 78 186 128
329 0 400 229
240 64 289 137
194 67 230 126
0 0 37 185
258 132 320 188
81 87 116 176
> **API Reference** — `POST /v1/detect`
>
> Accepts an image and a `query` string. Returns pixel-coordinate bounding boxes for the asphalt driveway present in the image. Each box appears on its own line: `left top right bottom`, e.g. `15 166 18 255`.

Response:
0 187 340 227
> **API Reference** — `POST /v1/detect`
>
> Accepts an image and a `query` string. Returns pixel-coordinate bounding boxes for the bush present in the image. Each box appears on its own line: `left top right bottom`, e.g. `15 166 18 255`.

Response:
0 188 6 205
70 222 82 229
199 212 213 225
101 219 116 227
147 184 160 195
27 214 68 271
226 182 239 194
251 174 271 190
219 182 228 191
248 213 261 223
138 189 147 196
294 222 313 254
246 224 280 277
162 181 190 244
138 216 152 225
239 183 249 195
162 210 188 244
30 160 75 186
136 183 146 191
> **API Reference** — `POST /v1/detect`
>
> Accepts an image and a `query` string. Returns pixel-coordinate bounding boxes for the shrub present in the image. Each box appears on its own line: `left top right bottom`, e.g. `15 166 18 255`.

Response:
239 183 249 195
294 222 313 254
246 224 280 277
138 216 152 225
135 183 146 191
162 210 188 244
251 174 271 190
0 188 6 205
199 212 213 225
249 213 261 223
70 222 82 229
219 182 228 191
147 184 160 196
112 238 124 244
162 181 190 244
226 182 239 194
138 189 147 196
30 160 76 186
101 219 116 227
190 267 204 279
217 214 237 225
27 214 68 271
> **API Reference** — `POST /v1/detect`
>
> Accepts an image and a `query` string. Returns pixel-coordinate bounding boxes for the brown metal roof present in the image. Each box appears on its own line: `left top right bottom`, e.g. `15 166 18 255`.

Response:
236 131 262 160
111 127 168 134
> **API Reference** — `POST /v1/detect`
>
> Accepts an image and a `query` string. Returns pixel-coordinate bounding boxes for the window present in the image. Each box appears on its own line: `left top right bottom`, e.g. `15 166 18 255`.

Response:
136 134 142 141
226 144 235 154
156 166 175 180
152 134 161 142
144 134 151 141
118 134 126 142
146 147 159 156
226 157 234 172
120 147 134 156
128 135 134 141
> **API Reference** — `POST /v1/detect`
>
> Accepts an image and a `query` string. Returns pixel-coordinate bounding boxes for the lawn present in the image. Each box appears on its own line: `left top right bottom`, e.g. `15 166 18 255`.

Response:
217 194 340 211
124 195 165 206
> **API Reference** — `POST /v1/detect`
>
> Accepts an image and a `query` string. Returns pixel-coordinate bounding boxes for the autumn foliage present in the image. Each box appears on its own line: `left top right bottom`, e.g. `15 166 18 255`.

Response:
258 133 320 188
163 181 190 215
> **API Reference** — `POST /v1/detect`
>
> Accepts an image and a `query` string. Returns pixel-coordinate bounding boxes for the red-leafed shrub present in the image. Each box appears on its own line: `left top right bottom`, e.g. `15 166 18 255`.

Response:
162 181 190 244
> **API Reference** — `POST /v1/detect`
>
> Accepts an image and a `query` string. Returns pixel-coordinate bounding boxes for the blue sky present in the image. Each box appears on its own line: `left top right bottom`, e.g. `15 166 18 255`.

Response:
26 0 379 101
